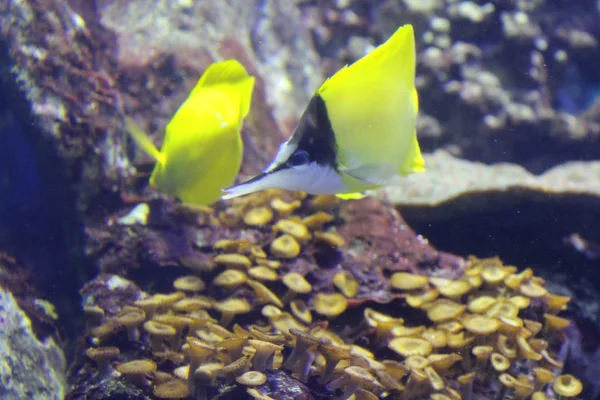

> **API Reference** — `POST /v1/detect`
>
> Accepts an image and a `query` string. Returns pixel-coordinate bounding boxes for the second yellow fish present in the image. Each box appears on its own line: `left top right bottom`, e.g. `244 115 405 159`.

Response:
126 59 255 206
222 24 424 200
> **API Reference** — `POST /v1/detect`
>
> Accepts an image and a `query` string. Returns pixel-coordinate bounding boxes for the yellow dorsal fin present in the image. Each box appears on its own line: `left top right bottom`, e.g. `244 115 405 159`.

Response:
125 117 165 164
317 24 415 97
190 59 254 123
389 24 416 86
195 59 250 87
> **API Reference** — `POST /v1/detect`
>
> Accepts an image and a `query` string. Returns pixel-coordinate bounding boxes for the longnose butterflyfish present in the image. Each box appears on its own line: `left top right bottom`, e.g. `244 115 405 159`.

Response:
126 59 255 205
221 24 424 201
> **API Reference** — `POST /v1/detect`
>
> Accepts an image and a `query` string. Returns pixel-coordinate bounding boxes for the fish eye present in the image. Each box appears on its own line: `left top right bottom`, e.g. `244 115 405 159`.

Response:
287 150 309 167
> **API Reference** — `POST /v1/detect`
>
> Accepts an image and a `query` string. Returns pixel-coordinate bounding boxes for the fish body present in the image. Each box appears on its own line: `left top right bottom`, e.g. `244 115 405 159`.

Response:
222 24 424 200
126 60 255 205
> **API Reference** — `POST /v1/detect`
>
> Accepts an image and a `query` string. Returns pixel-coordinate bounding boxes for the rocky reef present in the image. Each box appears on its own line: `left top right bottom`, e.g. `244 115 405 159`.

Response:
0 252 66 400
0 0 598 400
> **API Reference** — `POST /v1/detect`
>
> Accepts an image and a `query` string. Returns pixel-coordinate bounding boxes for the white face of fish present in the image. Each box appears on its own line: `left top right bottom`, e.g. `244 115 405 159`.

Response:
221 141 347 199
264 140 295 173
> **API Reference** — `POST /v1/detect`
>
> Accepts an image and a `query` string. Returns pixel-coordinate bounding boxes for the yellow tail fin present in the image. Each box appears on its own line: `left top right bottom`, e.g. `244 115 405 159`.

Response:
388 24 416 88
317 24 415 97
125 117 165 164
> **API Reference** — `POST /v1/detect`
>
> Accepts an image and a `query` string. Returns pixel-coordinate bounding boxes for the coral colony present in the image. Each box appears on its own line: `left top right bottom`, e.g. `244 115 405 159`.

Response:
83 192 582 399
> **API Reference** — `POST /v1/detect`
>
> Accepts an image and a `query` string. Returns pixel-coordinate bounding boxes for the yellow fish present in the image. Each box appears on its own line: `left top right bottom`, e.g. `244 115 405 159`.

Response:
126 60 255 205
222 24 424 201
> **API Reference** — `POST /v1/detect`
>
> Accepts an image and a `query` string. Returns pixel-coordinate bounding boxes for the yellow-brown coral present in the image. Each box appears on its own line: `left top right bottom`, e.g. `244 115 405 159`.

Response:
270 234 301 259
85 189 585 400
312 292 347 318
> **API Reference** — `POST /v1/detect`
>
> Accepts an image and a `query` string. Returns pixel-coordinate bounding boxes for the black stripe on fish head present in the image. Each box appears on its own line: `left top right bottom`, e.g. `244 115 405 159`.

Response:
271 94 338 174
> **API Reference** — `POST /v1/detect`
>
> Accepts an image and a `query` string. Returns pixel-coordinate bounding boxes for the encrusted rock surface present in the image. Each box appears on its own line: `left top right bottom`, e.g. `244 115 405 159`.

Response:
1 0 132 215
382 149 600 214
85 196 462 306
99 0 321 130
0 285 66 400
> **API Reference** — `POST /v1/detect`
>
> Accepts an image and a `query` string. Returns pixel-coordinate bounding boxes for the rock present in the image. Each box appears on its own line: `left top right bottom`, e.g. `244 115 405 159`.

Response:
332 197 464 303
99 0 321 126
380 150 600 263
259 369 315 400
0 286 66 400
0 2 108 310
0 252 67 400
381 150 600 217
66 381 148 400
0 0 133 214
84 194 463 307
218 369 317 400
80 274 145 318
